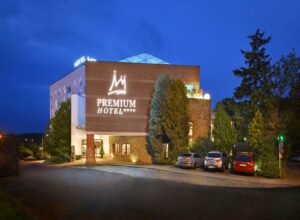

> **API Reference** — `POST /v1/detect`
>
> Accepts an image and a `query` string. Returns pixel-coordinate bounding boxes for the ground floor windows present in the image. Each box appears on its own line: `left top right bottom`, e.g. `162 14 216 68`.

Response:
81 139 87 157
81 139 103 157
113 143 130 156
121 143 130 155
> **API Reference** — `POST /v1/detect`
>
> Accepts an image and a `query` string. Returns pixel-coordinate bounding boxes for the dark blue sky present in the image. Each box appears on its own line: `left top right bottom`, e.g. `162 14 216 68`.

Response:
1 0 299 133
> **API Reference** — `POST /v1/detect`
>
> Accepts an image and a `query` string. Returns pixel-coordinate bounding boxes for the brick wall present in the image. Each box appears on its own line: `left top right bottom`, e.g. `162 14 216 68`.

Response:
188 99 211 141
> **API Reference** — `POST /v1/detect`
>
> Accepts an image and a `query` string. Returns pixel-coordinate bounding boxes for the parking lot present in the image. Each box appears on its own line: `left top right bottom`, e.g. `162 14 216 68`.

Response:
75 161 300 188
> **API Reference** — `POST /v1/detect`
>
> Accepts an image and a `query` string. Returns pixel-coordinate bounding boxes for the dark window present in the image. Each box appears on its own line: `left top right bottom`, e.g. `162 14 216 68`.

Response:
194 154 200 158
67 86 71 94
235 155 252 162
207 153 221 158
181 153 192 157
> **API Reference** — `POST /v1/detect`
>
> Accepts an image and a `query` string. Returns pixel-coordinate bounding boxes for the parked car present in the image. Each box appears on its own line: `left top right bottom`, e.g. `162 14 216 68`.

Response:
23 156 36 161
204 151 229 171
289 153 300 162
233 153 255 175
176 153 204 168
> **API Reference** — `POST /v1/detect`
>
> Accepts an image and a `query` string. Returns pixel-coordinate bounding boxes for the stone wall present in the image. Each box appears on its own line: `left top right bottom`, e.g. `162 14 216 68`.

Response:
109 136 152 164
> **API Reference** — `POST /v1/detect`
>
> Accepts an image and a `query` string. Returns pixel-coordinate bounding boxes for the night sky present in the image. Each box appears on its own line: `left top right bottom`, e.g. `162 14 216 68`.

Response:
1 0 299 134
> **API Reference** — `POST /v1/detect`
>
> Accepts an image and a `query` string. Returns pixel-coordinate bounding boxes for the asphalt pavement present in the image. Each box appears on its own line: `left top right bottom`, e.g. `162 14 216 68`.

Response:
0 161 300 220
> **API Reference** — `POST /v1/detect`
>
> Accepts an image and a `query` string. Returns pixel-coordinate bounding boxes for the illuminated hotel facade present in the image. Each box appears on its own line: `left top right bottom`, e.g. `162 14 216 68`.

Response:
50 54 211 164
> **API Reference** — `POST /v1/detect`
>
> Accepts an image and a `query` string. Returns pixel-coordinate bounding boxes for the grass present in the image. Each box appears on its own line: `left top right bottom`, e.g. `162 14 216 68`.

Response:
0 191 31 220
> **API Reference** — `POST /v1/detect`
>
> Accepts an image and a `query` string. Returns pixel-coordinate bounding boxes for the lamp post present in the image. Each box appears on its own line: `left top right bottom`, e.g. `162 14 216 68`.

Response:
278 134 285 177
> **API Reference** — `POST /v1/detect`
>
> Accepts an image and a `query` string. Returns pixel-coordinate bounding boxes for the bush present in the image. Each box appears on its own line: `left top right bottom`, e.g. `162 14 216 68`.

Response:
0 135 19 177
191 137 214 157
100 146 104 158
75 155 82 160
19 146 34 158
255 135 280 178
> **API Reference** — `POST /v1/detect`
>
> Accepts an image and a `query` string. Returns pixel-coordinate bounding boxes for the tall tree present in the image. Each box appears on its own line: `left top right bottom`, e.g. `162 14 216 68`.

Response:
149 75 189 163
44 99 71 163
233 29 273 120
248 110 265 152
212 104 237 154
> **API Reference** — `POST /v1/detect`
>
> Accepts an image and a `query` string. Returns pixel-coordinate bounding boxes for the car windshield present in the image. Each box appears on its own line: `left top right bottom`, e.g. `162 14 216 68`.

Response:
207 153 221 158
180 154 192 157
235 155 252 162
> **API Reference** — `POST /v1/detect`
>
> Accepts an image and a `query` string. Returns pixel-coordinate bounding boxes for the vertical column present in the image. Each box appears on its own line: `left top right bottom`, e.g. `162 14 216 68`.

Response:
86 134 95 165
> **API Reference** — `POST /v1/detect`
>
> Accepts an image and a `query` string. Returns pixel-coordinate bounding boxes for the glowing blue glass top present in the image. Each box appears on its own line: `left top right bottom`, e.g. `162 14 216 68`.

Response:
119 53 169 64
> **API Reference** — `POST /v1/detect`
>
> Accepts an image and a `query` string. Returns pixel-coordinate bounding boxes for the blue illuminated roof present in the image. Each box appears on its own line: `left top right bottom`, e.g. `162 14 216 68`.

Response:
119 53 169 64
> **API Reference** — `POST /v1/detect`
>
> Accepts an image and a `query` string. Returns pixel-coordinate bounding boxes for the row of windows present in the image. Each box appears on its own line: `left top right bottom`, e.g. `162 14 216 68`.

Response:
112 143 131 156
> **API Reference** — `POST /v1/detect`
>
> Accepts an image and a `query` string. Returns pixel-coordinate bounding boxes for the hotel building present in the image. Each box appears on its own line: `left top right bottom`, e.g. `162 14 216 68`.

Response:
50 54 211 164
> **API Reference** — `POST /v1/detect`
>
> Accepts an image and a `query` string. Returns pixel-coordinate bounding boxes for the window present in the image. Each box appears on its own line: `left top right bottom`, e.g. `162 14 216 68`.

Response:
81 139 87 157
194 154 200 158
121 143 130 155
163 143 169 159
189 122 193 136
112 143 120 154
67 86 71 94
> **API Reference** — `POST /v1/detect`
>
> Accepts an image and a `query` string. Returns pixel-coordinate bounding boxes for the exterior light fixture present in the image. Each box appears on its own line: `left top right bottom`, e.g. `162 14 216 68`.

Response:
204 93 210 100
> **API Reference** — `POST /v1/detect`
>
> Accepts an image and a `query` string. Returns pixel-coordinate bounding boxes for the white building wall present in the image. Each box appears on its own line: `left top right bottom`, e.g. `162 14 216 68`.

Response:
71 94 86 155
50 65 85 118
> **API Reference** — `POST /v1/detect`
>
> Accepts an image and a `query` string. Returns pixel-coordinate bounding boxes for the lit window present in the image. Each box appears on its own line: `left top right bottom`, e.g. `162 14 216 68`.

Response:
189 122 193 136
121 143 130 155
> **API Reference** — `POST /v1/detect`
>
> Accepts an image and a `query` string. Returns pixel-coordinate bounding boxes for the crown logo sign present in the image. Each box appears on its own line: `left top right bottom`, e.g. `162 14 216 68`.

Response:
108 70 127 95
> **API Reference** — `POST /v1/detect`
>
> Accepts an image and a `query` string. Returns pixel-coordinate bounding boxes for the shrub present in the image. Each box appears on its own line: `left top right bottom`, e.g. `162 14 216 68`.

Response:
191 137 214 157
0 135 19 177
19 146 34 158
255 135 280 178
100 146 104 158
75 155 82 160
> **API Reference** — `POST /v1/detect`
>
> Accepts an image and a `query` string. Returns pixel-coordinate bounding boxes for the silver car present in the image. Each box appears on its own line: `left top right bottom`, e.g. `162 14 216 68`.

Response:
204 151 229 171
176 153 204 168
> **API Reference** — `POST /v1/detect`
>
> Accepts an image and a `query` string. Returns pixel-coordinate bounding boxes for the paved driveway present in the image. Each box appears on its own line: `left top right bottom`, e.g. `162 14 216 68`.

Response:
0 162 300 220
78 163 300 188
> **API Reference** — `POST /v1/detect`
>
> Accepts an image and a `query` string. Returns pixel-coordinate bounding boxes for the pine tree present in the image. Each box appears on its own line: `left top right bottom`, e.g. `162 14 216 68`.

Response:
233 29 273 133
45 99 71 163
212 104 237 154
149 75 189 163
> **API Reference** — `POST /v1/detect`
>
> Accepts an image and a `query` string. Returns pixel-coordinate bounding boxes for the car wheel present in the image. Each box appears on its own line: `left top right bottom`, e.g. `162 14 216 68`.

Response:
193 163 197 169
221 165 225 172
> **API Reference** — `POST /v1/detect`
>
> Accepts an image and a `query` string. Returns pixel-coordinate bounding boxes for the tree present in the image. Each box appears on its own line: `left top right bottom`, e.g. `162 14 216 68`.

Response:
0 134 19 177
100 146 104 158
248 110 265 151
44 99 71 163
234 29 273 110
248 110 279 177
212 104 237 154
217 98 248 141
149 75 189 163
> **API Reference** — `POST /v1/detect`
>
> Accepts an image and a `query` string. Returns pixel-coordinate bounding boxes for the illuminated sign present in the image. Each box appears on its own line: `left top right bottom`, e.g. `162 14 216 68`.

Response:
97 70 136 115
108 70 126 95
74 56 96 68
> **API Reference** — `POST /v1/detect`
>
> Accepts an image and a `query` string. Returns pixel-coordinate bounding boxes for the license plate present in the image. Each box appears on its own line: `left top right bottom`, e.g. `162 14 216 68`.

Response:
240 164 246 167
208 165 214 168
